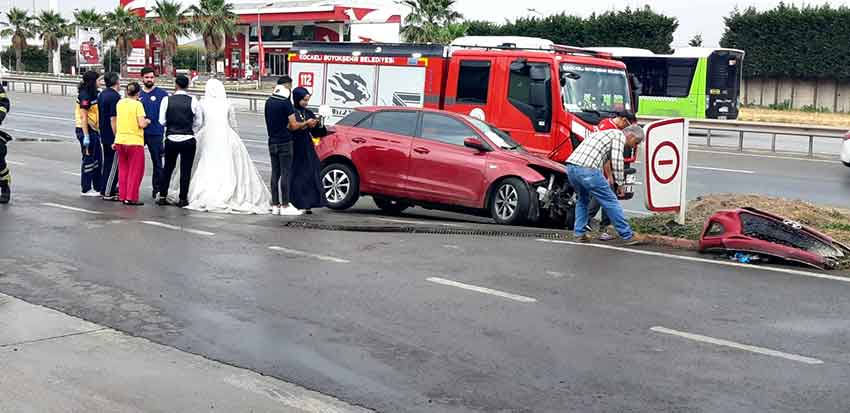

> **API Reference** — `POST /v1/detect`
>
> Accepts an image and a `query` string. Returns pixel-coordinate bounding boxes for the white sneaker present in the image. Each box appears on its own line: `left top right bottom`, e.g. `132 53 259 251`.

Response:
271 205 281 216
280 205 303 216
81 190 100 197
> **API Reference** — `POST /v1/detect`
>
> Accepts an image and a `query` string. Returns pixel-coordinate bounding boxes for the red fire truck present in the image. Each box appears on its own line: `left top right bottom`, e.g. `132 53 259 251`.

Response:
289 36 640 164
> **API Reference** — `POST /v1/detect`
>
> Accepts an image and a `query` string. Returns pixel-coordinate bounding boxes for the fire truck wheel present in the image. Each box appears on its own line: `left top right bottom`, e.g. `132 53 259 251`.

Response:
373 197 410 215
490 178 530 226
321 163 360 210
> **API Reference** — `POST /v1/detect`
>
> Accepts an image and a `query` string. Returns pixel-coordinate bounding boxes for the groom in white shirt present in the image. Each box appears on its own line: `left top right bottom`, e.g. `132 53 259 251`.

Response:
156 75 203 207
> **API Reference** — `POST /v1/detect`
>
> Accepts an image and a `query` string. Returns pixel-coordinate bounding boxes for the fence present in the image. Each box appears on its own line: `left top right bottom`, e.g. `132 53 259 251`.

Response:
743 77 850 113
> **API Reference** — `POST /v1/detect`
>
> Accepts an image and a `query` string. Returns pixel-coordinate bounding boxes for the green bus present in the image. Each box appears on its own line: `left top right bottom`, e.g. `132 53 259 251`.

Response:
590 47 745 119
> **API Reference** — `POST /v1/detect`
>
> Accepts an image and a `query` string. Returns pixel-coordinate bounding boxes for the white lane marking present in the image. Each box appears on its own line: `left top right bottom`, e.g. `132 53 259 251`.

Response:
690 149 838 164
624 209 652 216
41 202 103 215
546 271 566 278
13 112 73 121
443 244 461 250
140 220 215 236
426 277 538 303
7 160 25 166
268 246 350 264
650 326 823 365
536 239 850 283
63 171 81 177
374 217 461 227
690 165 755 174
2 127 71 139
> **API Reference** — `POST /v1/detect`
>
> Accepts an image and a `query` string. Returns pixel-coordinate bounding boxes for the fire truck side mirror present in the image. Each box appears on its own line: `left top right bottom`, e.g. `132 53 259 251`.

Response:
529 65 548 81
530 82 547 107
629 74 642 113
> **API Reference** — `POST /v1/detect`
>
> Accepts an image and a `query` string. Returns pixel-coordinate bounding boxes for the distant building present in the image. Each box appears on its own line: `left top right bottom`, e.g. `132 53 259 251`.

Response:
140 0 405 79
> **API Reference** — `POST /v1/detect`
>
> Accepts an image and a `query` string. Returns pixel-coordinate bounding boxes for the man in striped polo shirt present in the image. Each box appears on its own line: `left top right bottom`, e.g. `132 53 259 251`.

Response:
566 124 645 244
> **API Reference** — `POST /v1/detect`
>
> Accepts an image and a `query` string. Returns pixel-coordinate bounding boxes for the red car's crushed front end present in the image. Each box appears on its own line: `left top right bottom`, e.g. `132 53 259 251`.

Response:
699 207 850 270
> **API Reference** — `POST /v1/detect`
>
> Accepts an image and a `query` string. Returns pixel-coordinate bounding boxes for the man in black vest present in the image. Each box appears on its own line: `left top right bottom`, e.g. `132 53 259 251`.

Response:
156 75 203 207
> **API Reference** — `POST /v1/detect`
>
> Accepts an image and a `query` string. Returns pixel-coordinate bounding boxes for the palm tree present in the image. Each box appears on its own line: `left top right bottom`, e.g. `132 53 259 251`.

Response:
101 6 145 78
189 0 238 73
73 8 103 30
400 0 464 43
1 8 34 72
149 0 189 77
35 10 71 74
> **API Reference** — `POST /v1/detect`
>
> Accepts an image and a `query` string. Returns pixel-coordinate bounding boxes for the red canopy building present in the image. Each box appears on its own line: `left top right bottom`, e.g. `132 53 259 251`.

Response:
134 0 403 79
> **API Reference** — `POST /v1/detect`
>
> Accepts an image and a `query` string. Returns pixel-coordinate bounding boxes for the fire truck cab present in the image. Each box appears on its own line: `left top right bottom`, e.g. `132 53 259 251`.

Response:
289 36 639 164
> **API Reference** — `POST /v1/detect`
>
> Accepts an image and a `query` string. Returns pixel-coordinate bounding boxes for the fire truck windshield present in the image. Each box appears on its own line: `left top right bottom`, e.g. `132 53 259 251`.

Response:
560 64 631 116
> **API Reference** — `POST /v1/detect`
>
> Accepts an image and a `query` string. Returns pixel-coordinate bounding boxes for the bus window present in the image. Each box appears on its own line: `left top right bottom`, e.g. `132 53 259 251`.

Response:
622 57 697 98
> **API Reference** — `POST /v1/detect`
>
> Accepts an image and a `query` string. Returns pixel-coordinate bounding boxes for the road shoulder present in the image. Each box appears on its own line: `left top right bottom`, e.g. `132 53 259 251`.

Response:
0 292 370 413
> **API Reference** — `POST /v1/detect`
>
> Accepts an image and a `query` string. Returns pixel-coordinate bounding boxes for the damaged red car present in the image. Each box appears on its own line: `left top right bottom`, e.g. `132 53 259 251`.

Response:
699 207 850 270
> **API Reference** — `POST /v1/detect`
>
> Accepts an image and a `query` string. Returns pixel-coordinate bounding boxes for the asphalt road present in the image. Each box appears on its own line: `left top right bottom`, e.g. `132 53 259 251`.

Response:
3 91 850 412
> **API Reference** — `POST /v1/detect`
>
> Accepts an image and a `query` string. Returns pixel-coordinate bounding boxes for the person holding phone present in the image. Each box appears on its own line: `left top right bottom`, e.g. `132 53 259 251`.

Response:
287 87 327 214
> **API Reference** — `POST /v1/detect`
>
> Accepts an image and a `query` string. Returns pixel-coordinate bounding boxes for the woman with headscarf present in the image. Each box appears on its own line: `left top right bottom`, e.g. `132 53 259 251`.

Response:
287 87 327 213
182 79 271 214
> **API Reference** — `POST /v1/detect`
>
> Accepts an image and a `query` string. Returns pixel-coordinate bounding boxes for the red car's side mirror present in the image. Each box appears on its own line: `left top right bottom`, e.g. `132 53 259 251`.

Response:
463 137 490 152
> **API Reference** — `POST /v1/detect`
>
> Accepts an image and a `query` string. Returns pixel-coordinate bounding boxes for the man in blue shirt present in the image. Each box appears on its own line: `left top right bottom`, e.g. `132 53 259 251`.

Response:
98 72 122 200
139 67 169 199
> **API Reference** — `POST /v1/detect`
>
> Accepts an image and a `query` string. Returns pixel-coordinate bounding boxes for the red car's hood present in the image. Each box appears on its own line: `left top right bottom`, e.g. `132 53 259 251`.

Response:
498 148 566 174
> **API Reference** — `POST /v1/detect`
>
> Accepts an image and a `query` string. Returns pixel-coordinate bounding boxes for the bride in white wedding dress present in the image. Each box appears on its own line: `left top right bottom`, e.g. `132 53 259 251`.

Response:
174 79 271 214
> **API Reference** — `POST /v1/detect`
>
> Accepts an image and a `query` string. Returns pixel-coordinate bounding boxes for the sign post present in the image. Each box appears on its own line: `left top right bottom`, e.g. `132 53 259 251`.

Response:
643 118 689 224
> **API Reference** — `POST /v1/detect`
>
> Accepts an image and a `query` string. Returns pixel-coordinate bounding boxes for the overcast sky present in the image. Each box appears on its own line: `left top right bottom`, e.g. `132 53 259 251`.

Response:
6 0 850 48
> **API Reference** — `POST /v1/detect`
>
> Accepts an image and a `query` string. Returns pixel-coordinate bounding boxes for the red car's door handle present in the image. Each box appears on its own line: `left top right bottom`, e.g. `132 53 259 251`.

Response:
413 147 430 154
352 137 367 144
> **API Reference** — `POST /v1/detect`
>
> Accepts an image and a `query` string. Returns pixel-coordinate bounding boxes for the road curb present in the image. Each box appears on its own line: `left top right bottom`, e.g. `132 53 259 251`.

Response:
281 221 572 239
281 220 703 251
642 234 700 250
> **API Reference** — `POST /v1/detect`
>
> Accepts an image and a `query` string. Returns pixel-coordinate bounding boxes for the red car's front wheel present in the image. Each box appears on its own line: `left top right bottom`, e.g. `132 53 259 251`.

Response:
321 163 360 210
490 178 530 226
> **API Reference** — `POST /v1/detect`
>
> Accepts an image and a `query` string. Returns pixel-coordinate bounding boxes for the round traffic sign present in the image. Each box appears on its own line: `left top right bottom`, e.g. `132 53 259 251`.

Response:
651 141 680 185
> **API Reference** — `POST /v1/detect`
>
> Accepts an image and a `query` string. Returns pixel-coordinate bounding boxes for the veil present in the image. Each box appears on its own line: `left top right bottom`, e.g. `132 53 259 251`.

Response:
203 79 230 124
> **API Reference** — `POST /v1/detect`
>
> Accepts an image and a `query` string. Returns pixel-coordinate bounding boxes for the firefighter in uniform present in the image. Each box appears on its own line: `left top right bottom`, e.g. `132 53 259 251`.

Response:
0 82 11 204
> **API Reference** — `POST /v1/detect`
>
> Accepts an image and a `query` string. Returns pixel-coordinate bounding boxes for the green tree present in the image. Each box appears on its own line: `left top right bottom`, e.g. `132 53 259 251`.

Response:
35 10 71 74
688 34 703 47
73 8 103 30
721 4 850 79
466 7 676 53
400 0 463 43
1 8 34 72
101 6 145 78
173 46 204 70
149 0 190 76
1 46 47 72
189 0 238 73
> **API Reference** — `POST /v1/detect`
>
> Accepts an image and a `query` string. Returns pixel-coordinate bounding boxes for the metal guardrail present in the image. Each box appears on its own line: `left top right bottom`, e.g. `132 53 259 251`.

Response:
3 75 846 157
1 74 271 112
638 116 846 157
